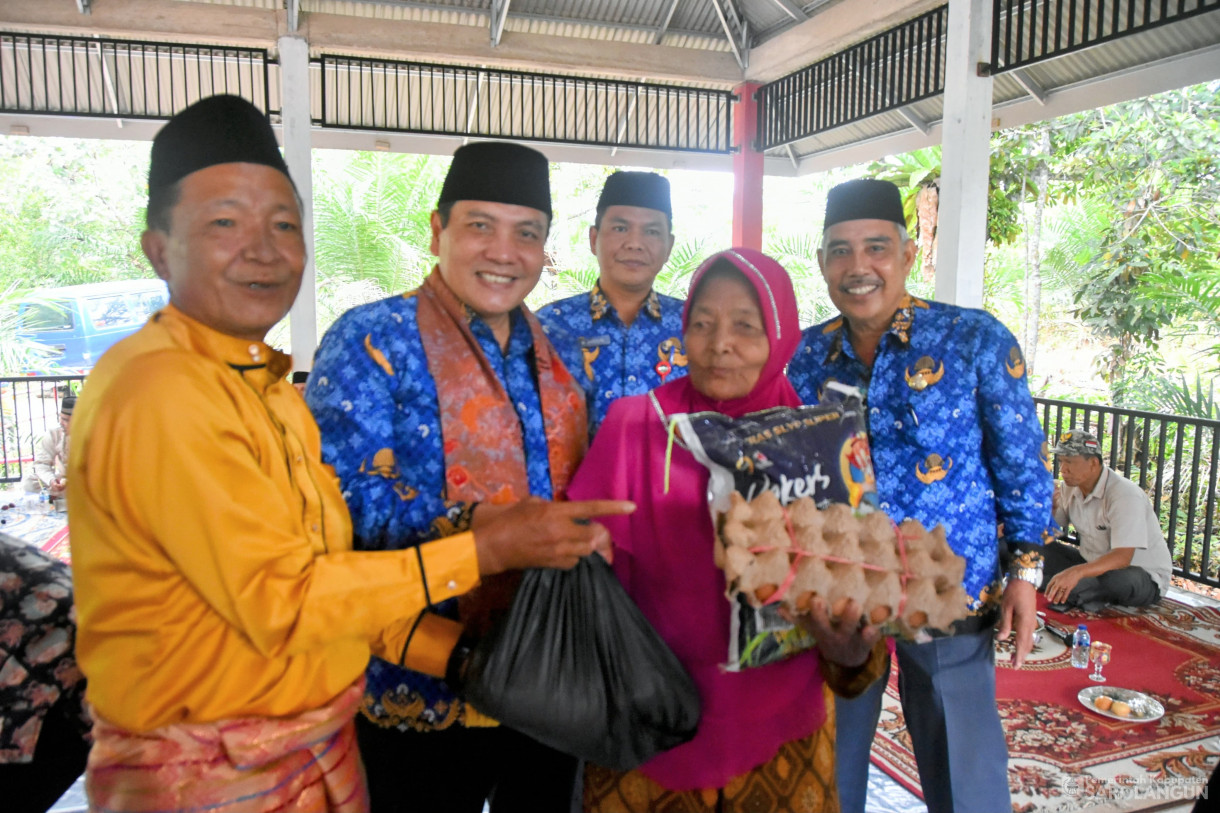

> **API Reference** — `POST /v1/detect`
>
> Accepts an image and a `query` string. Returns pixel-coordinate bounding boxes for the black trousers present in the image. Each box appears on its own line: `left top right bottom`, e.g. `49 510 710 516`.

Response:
355 713 578 813
0 696 90 813
1041 541 1161 609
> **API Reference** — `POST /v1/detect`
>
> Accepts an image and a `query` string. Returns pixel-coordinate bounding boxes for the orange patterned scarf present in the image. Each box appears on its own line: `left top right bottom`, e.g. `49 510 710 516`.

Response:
415 268 587 633
86 678 367 812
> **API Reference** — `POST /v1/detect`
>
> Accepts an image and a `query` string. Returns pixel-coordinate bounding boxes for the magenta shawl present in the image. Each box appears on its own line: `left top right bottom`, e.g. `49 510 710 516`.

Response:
566 248 825 791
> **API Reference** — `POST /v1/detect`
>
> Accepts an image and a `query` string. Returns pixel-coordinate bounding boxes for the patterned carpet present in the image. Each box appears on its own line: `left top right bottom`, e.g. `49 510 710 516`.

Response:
0 493 69 562
872 597 1220 811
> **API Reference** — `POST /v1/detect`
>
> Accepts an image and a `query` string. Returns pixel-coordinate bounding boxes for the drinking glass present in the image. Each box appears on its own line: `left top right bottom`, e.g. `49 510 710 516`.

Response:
1089 641 1112 682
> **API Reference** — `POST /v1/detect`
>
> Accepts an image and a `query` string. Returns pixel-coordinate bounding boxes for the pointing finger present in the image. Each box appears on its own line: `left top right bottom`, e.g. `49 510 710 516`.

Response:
560 500 637 520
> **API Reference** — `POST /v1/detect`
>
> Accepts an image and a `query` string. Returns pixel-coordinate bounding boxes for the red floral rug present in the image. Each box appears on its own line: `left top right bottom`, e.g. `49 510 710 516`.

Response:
871 597 1220 811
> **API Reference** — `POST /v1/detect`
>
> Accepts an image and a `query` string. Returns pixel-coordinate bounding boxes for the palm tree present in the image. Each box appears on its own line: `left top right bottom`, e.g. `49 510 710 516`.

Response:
311 150 449 299
869 148 942 284
0 285 60 374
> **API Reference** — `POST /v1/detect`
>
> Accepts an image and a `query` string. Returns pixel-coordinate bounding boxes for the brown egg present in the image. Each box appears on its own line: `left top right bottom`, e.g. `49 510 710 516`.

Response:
754 584 778 603
1111 700 1131 717
1094 695 1113 711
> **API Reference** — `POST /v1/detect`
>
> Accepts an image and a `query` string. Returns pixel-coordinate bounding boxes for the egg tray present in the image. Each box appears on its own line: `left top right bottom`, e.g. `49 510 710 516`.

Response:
716 490 972 638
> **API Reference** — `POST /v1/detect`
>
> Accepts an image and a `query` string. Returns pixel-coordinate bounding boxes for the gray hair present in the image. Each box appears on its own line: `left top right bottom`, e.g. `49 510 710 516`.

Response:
819 223 911 254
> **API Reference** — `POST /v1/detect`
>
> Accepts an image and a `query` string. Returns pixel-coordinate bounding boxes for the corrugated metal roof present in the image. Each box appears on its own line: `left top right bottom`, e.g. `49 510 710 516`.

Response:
1006 11 1220 90
769 10 1220 168
173 0 281 8
304 1 486 26
6 0 1218 172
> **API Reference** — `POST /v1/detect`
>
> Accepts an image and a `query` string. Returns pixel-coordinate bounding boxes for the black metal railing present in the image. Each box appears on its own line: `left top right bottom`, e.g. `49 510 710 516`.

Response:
0 376 86 485
755 5 947 150
0 32 271 119
7 376 1212 588
1036 397 1219 588
318 55 734 154
992 0 1220 74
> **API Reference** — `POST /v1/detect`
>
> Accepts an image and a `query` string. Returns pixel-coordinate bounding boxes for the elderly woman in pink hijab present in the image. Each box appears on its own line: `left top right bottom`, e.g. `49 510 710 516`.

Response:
567 248 887 812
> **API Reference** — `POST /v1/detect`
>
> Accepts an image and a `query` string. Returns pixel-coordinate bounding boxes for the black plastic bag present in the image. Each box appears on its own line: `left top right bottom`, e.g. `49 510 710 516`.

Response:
456 554 701 771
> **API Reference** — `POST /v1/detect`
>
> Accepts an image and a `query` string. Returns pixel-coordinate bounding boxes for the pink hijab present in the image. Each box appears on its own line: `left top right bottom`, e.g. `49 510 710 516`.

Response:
567 248 824 791
655 247 803 418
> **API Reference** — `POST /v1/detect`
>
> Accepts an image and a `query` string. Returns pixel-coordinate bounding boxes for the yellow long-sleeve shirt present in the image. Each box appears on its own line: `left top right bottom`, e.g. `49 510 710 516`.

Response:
68 305 479 733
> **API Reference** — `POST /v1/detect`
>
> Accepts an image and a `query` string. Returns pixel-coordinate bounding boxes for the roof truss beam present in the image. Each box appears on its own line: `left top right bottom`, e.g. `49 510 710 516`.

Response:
768 0 807 21
897 106 931 134
653 0 681 44
1011 68 1048 105
708 0 750 71
490 0 511 47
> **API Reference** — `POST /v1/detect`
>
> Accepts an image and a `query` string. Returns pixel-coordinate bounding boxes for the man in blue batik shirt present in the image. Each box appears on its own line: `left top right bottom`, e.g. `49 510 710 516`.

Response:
539 171 687 436
307 142 632 813
787 179 1052 813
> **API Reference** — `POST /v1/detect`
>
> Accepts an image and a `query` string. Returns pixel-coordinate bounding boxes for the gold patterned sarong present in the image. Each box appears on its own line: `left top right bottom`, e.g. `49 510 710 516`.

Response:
86 679 368 812
584 718 839 813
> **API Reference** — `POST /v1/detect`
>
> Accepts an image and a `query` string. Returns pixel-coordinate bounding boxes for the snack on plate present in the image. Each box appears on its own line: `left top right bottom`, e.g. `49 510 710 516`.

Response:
718 491 971 638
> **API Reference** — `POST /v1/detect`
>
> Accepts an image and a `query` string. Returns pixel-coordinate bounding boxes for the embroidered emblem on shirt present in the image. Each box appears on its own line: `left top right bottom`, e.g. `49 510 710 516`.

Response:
358 448 418 500
889 296 927 344
977 581 1004 608
915 452 953 484
655 336 686 383
904 355 944 391
582 346 600 381
643 289 663 321
363 334 395 377
589 284 610 321
1006 346 1026 379
657 337 687 367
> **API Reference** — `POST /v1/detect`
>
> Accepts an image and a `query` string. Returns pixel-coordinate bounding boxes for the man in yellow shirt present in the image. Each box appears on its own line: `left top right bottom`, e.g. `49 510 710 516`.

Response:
67 94 630 812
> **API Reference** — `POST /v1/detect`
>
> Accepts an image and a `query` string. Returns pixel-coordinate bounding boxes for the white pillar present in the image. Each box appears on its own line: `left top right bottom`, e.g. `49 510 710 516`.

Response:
935 0 992 308
278 34 317 369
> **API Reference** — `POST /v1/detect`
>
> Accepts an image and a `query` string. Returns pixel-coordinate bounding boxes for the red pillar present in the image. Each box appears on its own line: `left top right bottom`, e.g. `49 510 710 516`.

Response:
731 82 764 251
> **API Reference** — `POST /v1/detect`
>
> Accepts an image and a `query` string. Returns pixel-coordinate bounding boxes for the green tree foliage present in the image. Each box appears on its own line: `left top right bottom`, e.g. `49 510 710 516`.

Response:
311 149 449 298
0 138 148 289
1055 83 1220 403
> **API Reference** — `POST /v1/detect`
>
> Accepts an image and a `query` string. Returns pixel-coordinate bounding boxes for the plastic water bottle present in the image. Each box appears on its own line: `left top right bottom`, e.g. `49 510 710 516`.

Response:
1071 624 1091 669
38 487 49 514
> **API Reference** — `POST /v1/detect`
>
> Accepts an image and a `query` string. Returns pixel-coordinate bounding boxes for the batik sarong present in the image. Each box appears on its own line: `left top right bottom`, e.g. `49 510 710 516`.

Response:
86 678 367 812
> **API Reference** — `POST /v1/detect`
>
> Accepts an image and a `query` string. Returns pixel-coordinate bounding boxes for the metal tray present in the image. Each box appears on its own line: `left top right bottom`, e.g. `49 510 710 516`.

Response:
1078 686 1165 723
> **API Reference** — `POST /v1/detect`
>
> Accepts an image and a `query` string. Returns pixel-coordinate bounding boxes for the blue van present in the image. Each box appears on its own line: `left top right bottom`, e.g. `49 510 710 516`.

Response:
16 279 170 373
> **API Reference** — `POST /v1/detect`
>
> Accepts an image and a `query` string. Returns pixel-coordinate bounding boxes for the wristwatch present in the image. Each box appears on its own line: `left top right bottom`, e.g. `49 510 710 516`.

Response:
1008 564 1044 589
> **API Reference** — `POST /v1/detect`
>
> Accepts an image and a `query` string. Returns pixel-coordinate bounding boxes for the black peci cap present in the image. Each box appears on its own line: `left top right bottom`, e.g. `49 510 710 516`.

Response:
824 178 906 231
596 171 672 221
148 95 292 212
437 141 552 220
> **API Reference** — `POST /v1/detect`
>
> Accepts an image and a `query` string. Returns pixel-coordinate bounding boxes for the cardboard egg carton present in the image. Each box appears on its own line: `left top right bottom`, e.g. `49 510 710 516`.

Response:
718 491 971 638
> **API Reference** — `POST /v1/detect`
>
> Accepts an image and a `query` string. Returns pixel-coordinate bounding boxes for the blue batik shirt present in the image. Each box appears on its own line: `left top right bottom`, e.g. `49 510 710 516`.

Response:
787 297 1053 611
539 283 687 437
307 294 553 731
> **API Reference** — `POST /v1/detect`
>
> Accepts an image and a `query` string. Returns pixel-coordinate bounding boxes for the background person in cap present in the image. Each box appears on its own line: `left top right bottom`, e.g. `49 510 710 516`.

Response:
1044 429 1170 612
22 396 74 496
787 178 1053 813
539 171 686 437
308 140 630 813
67 98 620 812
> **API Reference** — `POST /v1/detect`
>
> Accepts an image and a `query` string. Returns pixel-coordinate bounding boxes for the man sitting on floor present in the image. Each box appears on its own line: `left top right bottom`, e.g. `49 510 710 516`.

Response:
22 397 73 497
1044 429 1172 612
